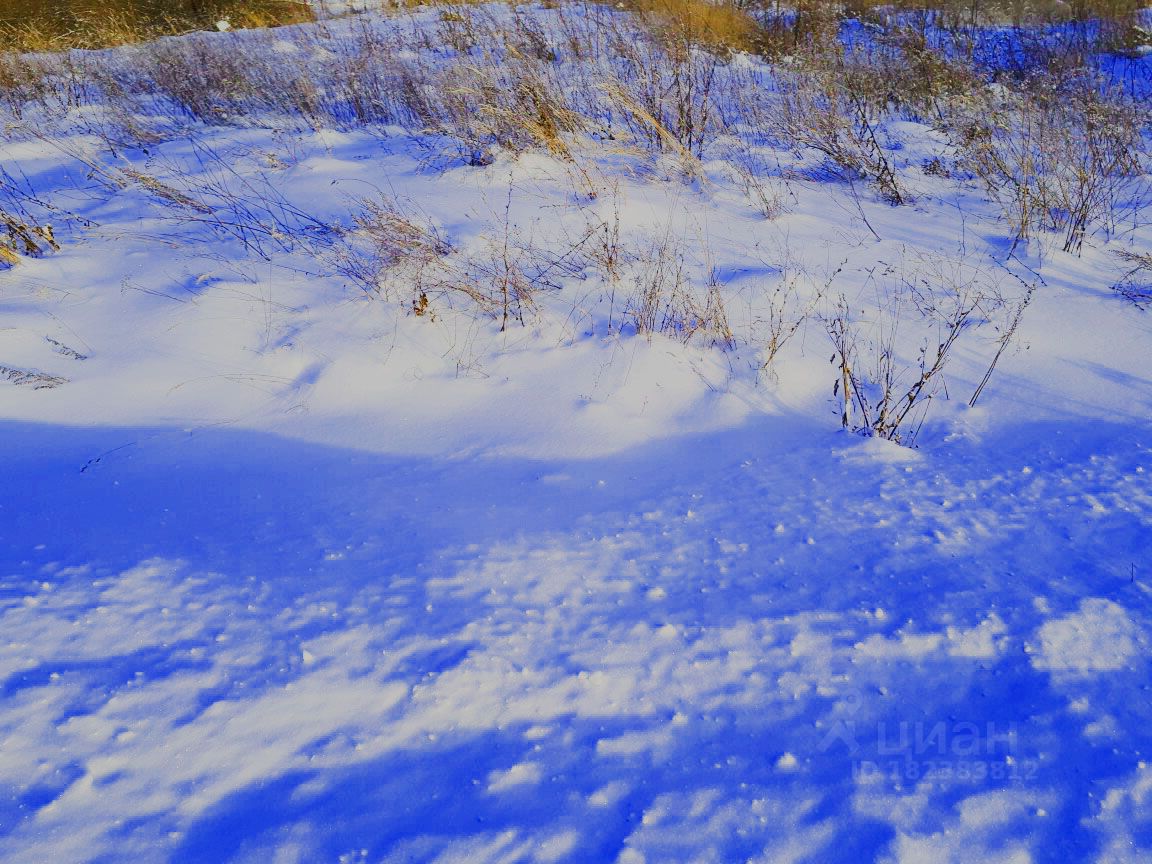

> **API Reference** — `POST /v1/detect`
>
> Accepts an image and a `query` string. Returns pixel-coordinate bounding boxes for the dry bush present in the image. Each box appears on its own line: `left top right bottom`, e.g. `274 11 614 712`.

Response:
1111 249 1152 310
825 254 1014 444
599 80 711 177
426 221 588 330
751 0 1147 81
751 0 841 56
431 4 490 53
627 240 687 337
953 72 1147 253
869 27 987 121
127 32 324 126
576 191 632 333
697 272 737 349
543 2 741 163
750 262 833 371
314 17 406 127
605 29 729 160
770 48 907 205
452 236 542 331
332 189 590 330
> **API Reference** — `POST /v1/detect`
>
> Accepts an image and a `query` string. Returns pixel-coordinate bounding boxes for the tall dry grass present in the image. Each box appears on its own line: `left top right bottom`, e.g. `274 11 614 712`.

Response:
0 0 314 51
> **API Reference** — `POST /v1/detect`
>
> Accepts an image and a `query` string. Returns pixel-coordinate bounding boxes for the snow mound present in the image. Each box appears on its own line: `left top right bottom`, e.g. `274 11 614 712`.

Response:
1030 599 1142 674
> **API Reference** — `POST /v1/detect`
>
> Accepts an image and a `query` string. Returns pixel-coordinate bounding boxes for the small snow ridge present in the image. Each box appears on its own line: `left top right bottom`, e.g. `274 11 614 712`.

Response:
487 761 543 792
836 435 924 466
946 614 1008 659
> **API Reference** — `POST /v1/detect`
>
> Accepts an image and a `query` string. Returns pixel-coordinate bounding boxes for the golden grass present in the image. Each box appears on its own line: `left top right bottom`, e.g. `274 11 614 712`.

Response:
626 0 766 55
0 0 315 52
1 209 59 267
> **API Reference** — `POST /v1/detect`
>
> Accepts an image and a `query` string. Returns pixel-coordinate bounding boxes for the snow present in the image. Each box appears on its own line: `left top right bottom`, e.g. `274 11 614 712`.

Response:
1 5 1151 862
1030 599 1143 674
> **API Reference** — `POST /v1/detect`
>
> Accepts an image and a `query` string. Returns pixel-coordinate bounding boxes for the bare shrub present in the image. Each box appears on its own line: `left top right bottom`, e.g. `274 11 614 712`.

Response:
697 272 737 349
825 254 1014 444
432 212 589 331
579 190 632 334
1111 249 1152 310
953 73 1147 254
868 26 986 122
333 188 591 330
752 0 840 56
454 234 542 331
770 47 907 205
751 261 836 372
600 80 710 179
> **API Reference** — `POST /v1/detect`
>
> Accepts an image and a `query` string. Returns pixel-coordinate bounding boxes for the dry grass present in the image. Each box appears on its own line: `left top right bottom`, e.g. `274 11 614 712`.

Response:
332 196 454 301
601 81 709 178
625 235 735 347
0 0 314 52
0 209 58 266
417 56 586 164
627 0 766 56
0 167 64 268
331 189 588 329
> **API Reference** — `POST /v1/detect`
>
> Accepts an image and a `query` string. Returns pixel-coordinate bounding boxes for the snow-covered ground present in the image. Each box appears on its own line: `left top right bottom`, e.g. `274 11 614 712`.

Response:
1 7 1151 862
